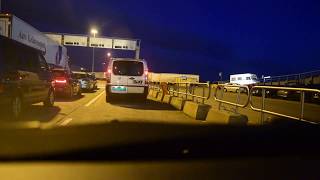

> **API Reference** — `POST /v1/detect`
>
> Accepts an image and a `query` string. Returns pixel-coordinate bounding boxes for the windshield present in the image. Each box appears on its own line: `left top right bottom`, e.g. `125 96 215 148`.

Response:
0 0 320 163
113 61 144 76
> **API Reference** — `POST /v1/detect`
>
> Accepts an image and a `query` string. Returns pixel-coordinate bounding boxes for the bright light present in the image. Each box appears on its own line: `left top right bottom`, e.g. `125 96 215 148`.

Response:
55 79 67 84
107 52 111 57
90 29 98 36
144 70 149 75
107 69 112 74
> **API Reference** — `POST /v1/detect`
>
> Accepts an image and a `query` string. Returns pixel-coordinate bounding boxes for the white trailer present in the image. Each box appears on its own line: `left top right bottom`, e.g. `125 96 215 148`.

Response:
148 73 200 83
0 14 69 70
230 73 259 85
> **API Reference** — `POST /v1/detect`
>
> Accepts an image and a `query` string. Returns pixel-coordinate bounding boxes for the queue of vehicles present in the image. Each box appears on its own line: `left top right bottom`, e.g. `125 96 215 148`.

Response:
0 35 98 119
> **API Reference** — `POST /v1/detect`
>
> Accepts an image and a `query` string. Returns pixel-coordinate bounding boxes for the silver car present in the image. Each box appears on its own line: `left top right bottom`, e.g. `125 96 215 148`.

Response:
73 72 94 91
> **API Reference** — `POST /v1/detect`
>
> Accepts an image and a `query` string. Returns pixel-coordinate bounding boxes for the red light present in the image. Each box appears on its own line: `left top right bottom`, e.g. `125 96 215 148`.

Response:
55 79 67 84
107 69 111 74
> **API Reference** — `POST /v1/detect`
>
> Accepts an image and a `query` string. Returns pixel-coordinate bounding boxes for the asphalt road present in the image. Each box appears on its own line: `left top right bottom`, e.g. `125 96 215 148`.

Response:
0 81 199 129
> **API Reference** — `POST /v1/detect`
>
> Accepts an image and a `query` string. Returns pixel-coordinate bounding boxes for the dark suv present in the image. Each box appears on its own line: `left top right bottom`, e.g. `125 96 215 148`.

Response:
0 36 54 119
52 69 81 98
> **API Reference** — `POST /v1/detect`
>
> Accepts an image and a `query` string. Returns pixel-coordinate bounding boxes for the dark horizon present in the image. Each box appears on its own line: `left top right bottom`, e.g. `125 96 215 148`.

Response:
3 0 320 81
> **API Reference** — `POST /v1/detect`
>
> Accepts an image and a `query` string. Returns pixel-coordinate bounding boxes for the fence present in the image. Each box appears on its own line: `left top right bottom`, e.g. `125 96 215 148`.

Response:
149 82 320 125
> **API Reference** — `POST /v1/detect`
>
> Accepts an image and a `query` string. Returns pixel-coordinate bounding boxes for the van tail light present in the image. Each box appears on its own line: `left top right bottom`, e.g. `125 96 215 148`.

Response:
144 70 149 76
105 69 111 83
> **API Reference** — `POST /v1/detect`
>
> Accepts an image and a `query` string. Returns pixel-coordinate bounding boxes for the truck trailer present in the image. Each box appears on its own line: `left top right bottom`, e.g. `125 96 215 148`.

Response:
0 14 69 70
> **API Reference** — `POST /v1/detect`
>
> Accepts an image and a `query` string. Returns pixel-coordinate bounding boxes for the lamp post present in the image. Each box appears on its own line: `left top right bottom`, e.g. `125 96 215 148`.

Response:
90 28 98 73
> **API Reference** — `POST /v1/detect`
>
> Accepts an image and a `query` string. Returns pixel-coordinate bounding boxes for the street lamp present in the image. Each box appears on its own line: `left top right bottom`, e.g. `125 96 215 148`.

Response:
90 28 98 73
107 52 111 57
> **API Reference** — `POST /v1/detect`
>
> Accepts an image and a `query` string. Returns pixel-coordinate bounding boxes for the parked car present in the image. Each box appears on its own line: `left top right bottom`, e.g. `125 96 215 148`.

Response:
89 73 98 89
105 58 149 102
223 83 243 93
0 36 54 119
52 69 81 98
277 90 301 101
73 72 95 92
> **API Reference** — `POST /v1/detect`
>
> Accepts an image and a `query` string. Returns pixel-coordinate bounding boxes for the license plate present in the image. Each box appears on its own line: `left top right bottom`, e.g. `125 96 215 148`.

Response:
111 86 127 92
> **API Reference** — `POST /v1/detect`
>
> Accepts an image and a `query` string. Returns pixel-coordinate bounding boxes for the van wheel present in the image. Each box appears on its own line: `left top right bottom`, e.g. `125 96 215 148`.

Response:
44 90 55 107
11 95 23 120
106 94 113 103
105 88 113 102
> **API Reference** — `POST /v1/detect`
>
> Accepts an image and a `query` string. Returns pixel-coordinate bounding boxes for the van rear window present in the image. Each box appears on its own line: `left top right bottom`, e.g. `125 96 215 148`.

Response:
113 61 143 76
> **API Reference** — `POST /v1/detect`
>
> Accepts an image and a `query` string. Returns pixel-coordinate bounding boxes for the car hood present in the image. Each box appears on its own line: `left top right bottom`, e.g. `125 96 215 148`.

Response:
0 121 319 160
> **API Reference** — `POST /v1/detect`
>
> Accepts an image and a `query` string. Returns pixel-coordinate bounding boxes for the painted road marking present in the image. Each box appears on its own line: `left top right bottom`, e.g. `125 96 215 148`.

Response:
60 118 73 126
85 91 105 107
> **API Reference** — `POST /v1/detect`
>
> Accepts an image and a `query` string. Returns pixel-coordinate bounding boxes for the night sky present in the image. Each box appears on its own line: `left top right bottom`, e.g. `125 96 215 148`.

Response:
3 0 320 81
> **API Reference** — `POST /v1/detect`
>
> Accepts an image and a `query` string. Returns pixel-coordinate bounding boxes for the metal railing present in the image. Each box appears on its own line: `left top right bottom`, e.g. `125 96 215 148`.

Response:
168 82 211 103
250 86 320 124
149 81 320 124
148 81 210 103
262 70 320 85
213 84 250 113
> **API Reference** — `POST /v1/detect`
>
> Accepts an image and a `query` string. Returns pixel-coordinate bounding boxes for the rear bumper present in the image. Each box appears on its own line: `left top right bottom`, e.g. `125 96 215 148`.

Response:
106 85 148 94
54 86 70 94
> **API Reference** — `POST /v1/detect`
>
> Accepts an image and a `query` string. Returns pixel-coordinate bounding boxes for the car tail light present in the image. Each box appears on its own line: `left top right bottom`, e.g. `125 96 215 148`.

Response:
55 78 67 84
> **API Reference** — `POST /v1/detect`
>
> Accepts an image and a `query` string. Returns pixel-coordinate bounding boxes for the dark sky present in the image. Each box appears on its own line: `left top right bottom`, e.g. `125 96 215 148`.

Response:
3 0 320 81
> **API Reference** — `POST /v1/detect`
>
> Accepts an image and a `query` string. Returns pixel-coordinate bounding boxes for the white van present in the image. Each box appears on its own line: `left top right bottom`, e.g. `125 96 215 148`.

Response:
230 73 259 85
105 58 149 101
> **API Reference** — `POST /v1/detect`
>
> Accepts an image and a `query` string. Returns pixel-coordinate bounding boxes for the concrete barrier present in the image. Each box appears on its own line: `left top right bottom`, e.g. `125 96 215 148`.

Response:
152 90 159 98
148 89 154 97
162 95 172 104
183 101 211 120
170 97 185 110
157 91 164 102
206 109 248 125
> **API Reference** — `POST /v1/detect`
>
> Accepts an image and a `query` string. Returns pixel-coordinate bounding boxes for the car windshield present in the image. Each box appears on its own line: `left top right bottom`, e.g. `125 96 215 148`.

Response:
0 0 320 163
113 61 143 76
